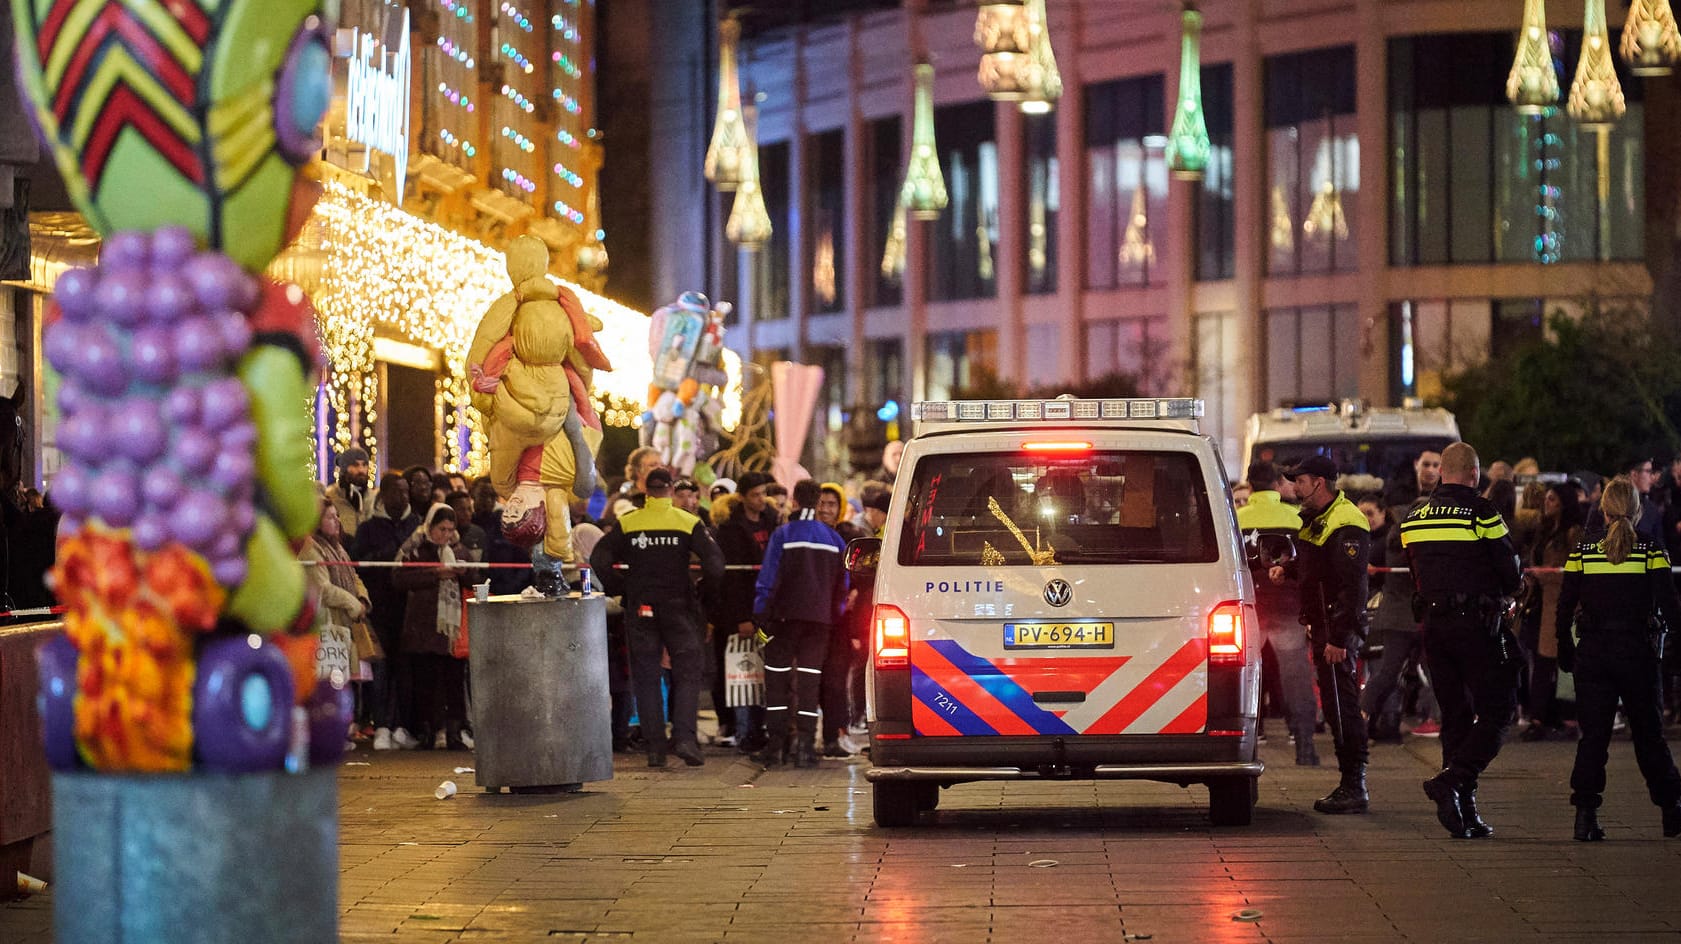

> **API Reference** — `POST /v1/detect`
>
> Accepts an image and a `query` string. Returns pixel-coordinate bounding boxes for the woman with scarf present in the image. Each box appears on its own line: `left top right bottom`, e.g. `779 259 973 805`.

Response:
393 504 475 750
301 498 372 734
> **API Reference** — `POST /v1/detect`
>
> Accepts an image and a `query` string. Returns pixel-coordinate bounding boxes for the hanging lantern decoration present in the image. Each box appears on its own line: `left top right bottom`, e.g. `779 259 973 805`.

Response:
1506 0 1560 114
880 202 908 282
1621 0 1681 76
1166 4 1211 181
1568 0 1627 127
975 0 1061 113
726 107 773 250
900 63 949 221
704 17 752 191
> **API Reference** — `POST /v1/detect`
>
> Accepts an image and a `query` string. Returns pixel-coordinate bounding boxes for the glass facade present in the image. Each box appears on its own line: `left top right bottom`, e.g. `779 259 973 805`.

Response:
807 130 846 314
1264 304 1361 406
1389 297 1557 401
1195 310 1243 469
870 117 903 307
929 101 1000 302
866 337 905 409
1085 75 1168 289
926 329 998 400
1196 64 1236 282
1390 33 1644 266
1265 46 1358 275
1084 316 1169 392
1024 113 1059 295
753 141 791 321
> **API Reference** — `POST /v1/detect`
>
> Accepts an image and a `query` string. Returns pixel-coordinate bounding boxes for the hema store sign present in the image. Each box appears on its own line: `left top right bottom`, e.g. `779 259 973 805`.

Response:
344 7 411 204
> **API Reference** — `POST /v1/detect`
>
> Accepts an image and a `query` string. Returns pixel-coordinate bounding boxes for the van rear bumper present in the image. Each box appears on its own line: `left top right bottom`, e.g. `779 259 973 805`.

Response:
866 761 1264 784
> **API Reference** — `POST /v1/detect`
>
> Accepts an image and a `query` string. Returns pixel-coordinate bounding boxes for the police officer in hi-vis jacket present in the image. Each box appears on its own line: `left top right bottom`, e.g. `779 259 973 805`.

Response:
1400 442 1522 839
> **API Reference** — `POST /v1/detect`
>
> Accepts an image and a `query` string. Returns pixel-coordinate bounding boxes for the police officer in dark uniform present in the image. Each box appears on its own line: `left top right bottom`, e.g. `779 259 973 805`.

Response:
1555 476 1681 841
1399 442 1522 838
592 468 726 768
1270 455 1372 813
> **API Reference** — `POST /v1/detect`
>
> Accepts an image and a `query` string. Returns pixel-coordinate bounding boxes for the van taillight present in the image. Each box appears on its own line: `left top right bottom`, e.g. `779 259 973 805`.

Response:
1208 601 1248 665
874 604 909 669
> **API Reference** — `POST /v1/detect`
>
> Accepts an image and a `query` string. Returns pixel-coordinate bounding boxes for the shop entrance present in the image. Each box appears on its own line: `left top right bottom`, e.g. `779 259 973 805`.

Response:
381 361 438 473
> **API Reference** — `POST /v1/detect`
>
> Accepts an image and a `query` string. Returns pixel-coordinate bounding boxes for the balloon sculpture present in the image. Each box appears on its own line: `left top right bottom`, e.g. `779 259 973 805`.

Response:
641 292 729 477
14 0 342 772
467 235 611 564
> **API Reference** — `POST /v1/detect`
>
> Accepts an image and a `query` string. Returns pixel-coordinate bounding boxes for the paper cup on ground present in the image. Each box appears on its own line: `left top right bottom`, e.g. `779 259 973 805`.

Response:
16 872 46 895
434 780 457 800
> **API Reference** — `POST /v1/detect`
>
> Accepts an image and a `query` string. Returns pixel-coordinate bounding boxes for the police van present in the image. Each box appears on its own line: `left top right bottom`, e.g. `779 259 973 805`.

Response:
847 397 1261 827
1243 400 1458 483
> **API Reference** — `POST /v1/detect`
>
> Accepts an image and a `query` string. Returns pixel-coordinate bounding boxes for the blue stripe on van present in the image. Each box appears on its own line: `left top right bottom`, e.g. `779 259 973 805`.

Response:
911 665 999 736
926 639 1079 736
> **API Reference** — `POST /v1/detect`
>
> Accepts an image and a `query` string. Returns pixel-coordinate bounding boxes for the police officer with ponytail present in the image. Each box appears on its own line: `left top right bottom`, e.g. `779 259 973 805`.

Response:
1555 476 1681 841
1400 442 1522 839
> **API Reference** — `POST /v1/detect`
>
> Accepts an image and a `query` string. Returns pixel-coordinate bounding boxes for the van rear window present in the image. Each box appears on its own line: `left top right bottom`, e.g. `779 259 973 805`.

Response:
897 450 1219 566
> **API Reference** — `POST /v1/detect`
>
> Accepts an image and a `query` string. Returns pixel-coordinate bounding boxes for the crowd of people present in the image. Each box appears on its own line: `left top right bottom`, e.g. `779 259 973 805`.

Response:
298 442 892 766
1237 444 1681 839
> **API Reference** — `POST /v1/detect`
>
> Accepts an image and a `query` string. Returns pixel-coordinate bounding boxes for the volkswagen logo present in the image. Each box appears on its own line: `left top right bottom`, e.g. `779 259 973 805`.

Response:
1043 579 1073 607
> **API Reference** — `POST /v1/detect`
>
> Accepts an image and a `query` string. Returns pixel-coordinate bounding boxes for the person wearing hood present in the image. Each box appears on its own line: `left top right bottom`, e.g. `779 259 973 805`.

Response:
393 503 475 751
353 473 418 750
327 446 371 538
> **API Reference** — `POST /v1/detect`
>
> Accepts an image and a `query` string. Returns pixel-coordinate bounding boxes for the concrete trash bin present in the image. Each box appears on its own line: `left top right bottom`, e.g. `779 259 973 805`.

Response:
52 768 337 944
469 594 613 791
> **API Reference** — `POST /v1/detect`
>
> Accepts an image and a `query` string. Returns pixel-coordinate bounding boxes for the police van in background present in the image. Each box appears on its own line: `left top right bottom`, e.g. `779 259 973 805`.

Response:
1243 399 1458 487
845 397 1262 827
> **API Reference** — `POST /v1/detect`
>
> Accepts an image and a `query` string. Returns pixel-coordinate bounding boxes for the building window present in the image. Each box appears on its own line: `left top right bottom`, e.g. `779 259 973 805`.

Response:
810 344 849 469
752 141 791 321
1085 75 1168 289
930 102 999 302
1389 297 1553 401
807 130 846 314
926 329 998 400
1024 112 1059 295
1265 47 1358 276
870 117 903 307
1389 34 1644 266
866 337 905 409
1024 323 1061 389
1195 311 1243 469
1084 315 1169 393
1197 64 1236 282
1264 304 1360 406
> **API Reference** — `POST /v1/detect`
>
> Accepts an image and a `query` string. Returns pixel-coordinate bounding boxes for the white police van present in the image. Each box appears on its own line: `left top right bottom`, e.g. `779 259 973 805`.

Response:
848 397 1261 827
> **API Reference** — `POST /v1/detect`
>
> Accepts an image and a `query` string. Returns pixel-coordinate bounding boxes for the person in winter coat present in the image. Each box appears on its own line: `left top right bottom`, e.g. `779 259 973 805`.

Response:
392 504 474 751
301 499 371 720
714 471 781 750
1519 482 1585 741
751 479 848 768
352 473 416 751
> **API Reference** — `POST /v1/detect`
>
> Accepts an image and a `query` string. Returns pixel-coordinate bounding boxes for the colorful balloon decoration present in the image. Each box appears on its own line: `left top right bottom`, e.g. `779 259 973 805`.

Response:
641 293 730 476
13 0 340 772
467 235 612 564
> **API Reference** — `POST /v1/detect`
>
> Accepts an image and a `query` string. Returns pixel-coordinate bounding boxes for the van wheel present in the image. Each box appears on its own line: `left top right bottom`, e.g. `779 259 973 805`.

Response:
915 781 941 812
1208 777 1255 827
874 781 921 827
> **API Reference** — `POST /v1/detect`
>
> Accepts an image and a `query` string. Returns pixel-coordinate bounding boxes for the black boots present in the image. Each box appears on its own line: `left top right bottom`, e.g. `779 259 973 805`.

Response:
1295 740 1321 767
750 733 787 768
1663 802 1681 838
1574 807 1605 842
673 740 705 767
1422 772 1467 838
1313 768 1369 814
792 733 818 768
1458 786 1494 839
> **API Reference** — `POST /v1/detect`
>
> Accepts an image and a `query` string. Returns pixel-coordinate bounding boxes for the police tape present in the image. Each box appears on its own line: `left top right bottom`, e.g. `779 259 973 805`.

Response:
300 559 763 571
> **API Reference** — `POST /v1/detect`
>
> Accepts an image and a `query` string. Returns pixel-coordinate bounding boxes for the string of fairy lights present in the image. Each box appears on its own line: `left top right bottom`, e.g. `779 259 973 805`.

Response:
308 180 742 475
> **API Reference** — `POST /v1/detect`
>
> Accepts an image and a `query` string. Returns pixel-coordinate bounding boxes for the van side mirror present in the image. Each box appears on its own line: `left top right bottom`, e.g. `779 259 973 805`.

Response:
1243 531 1297 569
846 537 882 577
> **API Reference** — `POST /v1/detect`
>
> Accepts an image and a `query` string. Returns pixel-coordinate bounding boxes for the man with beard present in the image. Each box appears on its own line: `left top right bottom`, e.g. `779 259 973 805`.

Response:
327 447 371 538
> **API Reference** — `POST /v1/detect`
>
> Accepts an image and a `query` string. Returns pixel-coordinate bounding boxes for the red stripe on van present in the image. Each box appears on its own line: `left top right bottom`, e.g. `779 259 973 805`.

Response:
1087 637 1208 734
912 640 1040 736
911 698 964 737
1156 693 1208 734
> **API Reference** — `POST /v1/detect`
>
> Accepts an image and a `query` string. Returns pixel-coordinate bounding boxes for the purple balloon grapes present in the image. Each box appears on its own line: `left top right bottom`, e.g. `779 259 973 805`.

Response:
46 230 261 587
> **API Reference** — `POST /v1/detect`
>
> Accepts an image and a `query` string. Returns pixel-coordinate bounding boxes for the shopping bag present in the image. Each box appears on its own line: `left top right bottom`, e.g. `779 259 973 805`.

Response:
452 602 471 659
314 624 354 682
351 617 384 662
724 634 765 708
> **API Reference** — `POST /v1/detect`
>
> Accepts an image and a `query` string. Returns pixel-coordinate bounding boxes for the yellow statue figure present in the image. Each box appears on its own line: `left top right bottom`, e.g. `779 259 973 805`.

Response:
467 236 612 562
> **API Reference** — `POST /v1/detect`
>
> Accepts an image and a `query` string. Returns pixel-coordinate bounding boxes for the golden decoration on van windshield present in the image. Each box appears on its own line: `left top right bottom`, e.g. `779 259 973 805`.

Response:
981 542 1007 566
990 497 1059 566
